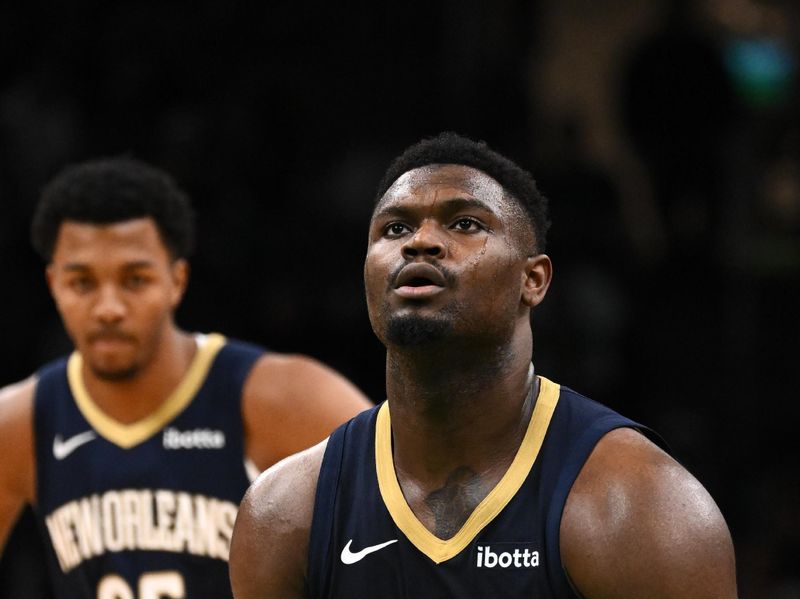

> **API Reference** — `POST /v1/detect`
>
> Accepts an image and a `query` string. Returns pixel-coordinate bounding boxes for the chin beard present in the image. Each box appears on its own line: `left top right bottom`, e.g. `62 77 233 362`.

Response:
385 313 452 346
89 363 140 382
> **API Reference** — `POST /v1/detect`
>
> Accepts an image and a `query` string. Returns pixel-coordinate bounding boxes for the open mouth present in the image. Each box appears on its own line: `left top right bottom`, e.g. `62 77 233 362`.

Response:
393 264 447 299
394 263 447 289
405 277 435 287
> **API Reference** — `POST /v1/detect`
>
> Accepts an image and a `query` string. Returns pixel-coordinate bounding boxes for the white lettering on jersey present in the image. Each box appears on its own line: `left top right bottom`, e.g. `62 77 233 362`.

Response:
162 428 225 450
476 545 540 568
44 490 239 573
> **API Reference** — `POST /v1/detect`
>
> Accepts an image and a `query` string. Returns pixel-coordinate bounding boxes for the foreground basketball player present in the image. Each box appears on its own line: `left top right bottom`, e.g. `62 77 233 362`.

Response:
230 133 737 598
0 157 370 598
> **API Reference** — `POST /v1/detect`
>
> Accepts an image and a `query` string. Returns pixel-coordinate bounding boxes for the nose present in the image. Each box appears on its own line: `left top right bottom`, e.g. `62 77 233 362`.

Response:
401 220 446 260
92 284 126 323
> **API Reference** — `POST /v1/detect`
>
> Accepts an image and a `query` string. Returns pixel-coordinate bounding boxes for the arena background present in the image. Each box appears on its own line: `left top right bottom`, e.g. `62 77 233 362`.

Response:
0 1 797 596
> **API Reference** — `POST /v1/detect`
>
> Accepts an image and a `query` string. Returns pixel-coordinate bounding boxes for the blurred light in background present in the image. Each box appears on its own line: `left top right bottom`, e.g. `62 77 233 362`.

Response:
724 36 796 109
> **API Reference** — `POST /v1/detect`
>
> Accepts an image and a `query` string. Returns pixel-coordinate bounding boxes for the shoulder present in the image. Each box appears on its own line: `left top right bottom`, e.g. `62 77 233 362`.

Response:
243 352 366 407
237 438 326 537
230 439 327 598
241 352 370 470
0 376 36 443
0 376 37 542
0 375 36 412
560 428 737 598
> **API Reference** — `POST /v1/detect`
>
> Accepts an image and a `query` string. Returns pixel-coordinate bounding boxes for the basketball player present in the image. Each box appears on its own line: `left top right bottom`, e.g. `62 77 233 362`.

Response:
229 133 738 598
0 157 370 598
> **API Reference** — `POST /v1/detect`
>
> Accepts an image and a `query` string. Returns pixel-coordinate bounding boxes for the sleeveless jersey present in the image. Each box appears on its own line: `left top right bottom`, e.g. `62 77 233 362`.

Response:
33 333 263 599
308 376 663 598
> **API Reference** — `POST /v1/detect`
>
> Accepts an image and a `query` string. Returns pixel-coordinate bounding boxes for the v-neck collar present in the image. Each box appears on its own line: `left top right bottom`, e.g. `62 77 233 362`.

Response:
374 376 560 564
67 333 226 449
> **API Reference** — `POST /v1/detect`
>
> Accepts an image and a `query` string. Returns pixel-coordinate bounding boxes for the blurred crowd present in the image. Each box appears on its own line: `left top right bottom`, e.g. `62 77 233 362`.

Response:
0 1 797 596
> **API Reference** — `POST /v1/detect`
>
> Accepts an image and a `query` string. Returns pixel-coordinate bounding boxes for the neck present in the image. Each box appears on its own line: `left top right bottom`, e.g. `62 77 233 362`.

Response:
383 331 539 540
81 326 197 424
385 329 536 479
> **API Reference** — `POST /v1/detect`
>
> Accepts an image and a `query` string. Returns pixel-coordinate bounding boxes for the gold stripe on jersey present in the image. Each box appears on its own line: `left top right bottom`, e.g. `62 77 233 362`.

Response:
67 333 226 449
375 376 560 564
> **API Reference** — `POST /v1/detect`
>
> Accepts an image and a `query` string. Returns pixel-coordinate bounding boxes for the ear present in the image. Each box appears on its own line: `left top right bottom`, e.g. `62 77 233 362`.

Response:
45 264 55 293
521 254 552 308
169 259 190 307
45 264 67 315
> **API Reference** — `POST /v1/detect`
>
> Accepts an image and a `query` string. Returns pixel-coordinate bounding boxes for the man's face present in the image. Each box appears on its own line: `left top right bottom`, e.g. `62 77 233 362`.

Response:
47 217 187 380
365 164 543 348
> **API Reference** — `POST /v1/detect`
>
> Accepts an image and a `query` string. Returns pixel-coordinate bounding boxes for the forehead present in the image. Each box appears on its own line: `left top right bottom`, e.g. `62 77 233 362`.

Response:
51 217 170 265
377 164 509 212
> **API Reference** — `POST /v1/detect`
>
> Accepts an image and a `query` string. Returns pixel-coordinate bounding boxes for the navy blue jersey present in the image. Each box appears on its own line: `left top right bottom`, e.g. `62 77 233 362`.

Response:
308 376 662 598
33 333 263 599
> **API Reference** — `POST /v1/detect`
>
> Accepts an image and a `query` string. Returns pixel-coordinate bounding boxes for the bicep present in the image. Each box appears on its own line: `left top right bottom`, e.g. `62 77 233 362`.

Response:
229 487 307 598
0 378 35 553
561 428 737 599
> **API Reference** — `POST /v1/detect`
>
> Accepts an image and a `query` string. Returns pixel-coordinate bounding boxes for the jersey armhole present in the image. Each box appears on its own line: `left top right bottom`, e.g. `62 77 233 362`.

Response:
544 414 661 598
306 420 348 598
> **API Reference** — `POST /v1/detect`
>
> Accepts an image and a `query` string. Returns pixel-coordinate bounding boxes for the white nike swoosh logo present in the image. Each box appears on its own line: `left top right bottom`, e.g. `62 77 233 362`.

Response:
340 539 398 564
53 431 97 460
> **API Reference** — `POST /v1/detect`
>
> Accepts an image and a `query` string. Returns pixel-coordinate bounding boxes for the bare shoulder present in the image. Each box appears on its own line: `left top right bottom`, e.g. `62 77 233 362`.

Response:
0 375 36 410
244 352 368 410
561 428 737 599
230 438 327 599
0 376 36 479
0 376 37 551
242 352 369 470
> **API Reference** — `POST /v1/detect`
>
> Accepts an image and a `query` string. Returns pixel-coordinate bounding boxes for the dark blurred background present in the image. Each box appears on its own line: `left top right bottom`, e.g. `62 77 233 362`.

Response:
0 0 798 596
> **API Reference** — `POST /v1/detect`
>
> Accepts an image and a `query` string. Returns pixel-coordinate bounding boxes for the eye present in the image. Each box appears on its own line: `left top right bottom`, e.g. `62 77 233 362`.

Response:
451 217 484 232
383 222 412 238
124 273 150 290
68 276 94 293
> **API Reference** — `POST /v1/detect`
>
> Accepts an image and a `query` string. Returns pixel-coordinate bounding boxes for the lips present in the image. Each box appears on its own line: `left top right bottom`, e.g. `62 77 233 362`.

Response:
88 331 135 346
394 263 447 288
393 263 447 298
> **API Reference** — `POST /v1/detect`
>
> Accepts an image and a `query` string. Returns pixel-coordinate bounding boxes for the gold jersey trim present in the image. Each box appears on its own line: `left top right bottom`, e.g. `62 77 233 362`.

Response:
375 376 560 564
67 333 226 449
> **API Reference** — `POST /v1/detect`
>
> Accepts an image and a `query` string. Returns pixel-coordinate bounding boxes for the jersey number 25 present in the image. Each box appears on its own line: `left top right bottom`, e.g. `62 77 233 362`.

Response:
97 571 184 599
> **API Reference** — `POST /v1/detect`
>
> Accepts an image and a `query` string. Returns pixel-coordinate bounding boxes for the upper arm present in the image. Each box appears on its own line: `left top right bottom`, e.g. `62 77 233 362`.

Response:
242 353 370 470
229 440 325 599
561 428 737 599
0 377 36 554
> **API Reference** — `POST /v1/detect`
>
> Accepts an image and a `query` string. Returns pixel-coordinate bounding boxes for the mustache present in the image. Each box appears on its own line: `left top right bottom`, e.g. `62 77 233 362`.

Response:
87 328 135 343
387 262 457 289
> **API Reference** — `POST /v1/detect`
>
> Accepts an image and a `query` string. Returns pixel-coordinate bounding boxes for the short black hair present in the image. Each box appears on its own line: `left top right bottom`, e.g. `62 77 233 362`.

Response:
375 132 550 253
31 156 195 261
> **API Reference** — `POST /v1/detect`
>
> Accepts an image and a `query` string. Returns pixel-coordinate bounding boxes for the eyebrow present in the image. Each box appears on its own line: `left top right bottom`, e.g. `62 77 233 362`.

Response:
374 196 497 219
60 260 156 272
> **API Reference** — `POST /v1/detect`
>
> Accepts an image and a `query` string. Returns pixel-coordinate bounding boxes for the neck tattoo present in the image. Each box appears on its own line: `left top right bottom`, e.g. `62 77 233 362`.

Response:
424 466 486 539
420 363 537 539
